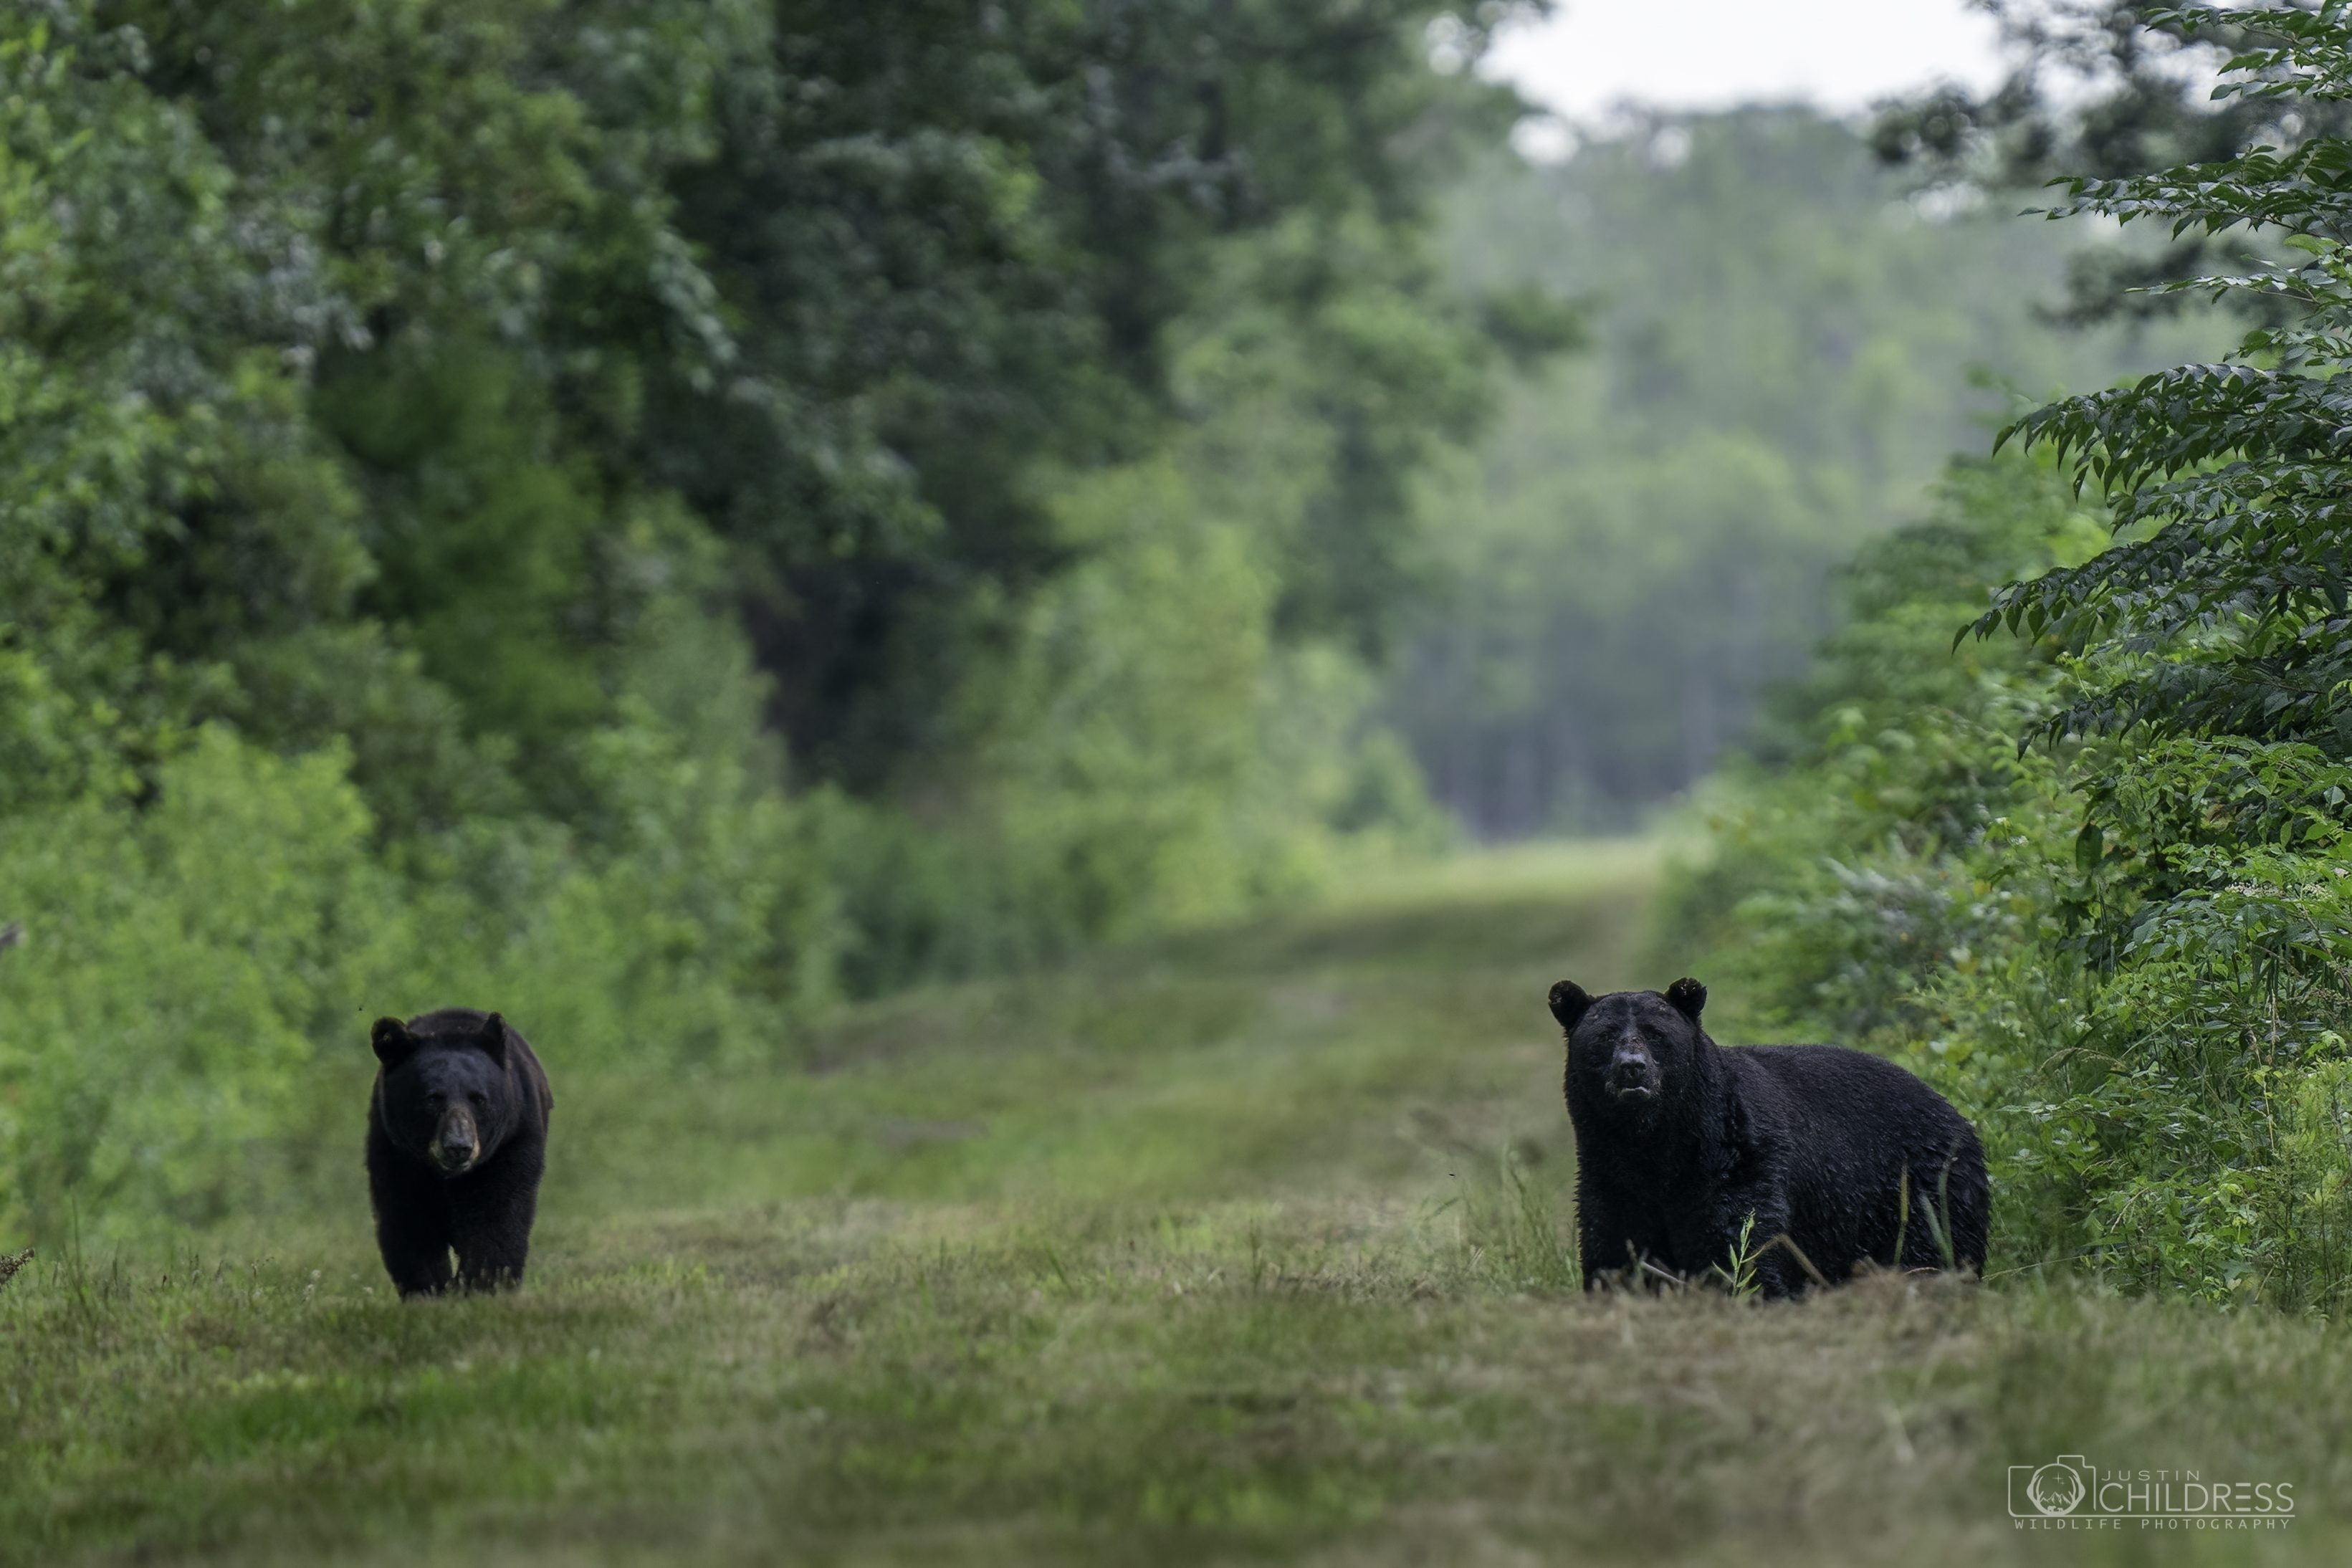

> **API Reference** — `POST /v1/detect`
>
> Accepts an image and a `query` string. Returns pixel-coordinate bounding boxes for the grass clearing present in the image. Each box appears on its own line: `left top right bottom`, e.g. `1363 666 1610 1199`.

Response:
5 838 2345 1563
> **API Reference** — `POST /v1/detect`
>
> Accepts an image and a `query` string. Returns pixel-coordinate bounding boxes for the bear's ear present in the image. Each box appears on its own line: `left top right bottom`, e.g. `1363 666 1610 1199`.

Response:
371 1017 419 1067
1547 980 1592 1032
474 1011 510 1064
1665 977 1707 1023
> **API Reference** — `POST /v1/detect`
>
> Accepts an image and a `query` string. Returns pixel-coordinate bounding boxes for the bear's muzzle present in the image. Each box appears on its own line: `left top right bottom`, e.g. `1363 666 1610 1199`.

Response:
1606 1043 1660 1104
429 1105 481 1175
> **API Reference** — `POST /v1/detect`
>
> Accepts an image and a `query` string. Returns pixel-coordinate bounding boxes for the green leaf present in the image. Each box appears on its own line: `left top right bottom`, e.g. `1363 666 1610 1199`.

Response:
2076 820 2106 874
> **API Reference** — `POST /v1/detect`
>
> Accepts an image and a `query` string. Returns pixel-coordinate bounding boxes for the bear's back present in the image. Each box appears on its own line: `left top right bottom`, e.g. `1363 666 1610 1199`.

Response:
1734 1039 1958 1110
1727 1042 1987 1273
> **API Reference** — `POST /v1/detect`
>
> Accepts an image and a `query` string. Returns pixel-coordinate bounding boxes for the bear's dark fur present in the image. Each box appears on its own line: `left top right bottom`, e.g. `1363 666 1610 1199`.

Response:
1550 977 1987 1297
365 1007 554 1298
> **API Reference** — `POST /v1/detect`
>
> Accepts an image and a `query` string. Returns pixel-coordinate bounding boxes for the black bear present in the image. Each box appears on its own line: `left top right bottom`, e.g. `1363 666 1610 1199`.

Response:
366 1008 554 1298
1549 977 1987 1297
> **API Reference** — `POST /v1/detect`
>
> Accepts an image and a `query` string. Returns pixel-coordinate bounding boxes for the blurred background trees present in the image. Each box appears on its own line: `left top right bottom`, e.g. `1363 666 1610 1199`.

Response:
1385 104 2219 836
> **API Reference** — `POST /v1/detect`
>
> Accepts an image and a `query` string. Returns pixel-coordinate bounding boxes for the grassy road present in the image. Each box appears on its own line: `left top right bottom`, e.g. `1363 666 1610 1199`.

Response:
5 841 2346 1564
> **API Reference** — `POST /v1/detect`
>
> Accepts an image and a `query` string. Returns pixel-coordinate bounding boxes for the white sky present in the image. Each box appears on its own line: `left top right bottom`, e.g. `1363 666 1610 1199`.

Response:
1484 0 2012 125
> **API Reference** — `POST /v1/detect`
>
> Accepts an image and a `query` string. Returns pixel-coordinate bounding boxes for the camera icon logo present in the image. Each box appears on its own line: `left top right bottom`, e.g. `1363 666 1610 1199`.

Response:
2009 1454 2092 1517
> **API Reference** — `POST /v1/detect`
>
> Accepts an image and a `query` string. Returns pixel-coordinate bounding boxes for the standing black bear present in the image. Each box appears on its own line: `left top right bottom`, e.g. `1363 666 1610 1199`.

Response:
366 1008 554 1298
1550 977 1987 1297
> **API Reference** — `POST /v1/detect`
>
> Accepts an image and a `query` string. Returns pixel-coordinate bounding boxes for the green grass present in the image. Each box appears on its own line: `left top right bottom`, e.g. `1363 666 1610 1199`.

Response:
5 838 2346 1564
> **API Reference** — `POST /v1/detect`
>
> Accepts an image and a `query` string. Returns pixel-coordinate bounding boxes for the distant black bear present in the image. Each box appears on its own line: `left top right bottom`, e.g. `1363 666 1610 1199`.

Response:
1549 977 1987 1297
366 1008 554 1298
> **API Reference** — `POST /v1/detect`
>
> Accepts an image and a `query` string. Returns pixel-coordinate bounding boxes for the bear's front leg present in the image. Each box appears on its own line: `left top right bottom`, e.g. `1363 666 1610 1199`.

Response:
368 1130 454 1299
1574 1180 1665 1291
449 1148 543 1292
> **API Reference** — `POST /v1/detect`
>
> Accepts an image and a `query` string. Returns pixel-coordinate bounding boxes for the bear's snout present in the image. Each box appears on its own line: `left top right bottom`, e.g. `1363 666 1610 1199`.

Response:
1605 1043 1658 1102
429 1105 481 1175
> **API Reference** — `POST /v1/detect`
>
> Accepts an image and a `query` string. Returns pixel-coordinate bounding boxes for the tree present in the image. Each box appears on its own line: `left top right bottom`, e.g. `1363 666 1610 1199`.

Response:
1875 0 2352 328
1979 3 2352 757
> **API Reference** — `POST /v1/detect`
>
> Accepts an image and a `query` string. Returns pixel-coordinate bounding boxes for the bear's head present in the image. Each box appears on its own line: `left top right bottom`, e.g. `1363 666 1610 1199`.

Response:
372 1010 516 1177
1548 977 1710 1120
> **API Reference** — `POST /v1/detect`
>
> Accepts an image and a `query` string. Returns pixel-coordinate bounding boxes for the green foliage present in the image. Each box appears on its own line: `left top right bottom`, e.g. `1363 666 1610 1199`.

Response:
1656 456 2352 1309
1648 456 2092 1027
830 456 1453 989
1973 9 2352 752
0 717 841 1245
1709 1210 1762 1300
648 0 1540 785
0 732 377 1237
0 1 1519 1243
1655 5 2352 1312
1978 4 2352 1304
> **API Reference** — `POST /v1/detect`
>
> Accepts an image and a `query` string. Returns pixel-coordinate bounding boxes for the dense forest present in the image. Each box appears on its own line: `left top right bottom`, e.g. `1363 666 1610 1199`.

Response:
0 0 1563 1240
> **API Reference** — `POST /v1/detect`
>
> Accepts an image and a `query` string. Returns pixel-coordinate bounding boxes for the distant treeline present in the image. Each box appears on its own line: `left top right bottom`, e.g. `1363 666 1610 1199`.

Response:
1392 107 2221 836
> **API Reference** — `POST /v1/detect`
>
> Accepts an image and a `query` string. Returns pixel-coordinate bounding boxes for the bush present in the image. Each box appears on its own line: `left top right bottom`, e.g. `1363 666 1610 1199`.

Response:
0 702 845 1246
1655 452 2352 1310
0 732 385 1238
829 461 1453 993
